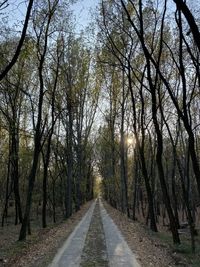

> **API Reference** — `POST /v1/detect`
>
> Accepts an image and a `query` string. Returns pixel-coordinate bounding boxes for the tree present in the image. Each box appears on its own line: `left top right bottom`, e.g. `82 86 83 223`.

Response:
0 37 34 226
97 0 158 231
0 0 34 80
19 0 59 241
41 37 62 228
173 0 200 53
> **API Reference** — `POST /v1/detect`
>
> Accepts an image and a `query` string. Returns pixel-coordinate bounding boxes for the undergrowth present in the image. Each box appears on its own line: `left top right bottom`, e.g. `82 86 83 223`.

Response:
156 231 200 267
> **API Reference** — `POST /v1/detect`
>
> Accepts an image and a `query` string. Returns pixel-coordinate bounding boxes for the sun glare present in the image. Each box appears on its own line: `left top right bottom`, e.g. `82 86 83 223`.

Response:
127 137 135 145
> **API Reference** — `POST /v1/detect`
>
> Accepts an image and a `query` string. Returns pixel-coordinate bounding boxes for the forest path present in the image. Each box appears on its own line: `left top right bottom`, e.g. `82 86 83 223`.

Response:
49 199 140 267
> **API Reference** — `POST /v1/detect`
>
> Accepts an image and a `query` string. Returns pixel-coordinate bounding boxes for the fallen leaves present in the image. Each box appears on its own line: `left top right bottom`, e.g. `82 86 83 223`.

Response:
0 201 92 267
103 201 179 267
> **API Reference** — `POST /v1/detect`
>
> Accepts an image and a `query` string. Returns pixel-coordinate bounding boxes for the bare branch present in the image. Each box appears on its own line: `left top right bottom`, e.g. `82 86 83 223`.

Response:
0 0 34 81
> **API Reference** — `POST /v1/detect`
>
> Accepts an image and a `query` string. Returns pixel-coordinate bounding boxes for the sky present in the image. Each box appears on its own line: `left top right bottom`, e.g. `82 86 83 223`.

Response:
2 0 100 32
71 0 100 30
3 0 199 33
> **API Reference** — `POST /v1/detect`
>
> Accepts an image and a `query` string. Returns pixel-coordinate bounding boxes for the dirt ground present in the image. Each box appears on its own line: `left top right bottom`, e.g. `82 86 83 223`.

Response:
0 201 92 267
104 202 188 267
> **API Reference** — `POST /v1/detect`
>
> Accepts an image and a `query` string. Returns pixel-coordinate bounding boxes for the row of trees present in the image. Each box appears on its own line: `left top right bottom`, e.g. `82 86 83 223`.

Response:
96 0 200 251
0 0 98 241
1 0 200 252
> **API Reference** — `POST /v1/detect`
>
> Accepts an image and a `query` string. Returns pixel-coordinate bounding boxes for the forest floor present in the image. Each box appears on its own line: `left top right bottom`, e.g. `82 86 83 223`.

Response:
0 201 93 267
0 200 200 267
103 202 200 267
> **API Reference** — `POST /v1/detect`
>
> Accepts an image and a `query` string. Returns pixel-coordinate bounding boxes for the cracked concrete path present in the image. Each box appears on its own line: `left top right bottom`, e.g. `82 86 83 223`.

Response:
49 199 141 267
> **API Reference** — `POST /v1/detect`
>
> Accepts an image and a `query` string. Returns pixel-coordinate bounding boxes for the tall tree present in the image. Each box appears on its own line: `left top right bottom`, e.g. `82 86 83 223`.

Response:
19 0 59 240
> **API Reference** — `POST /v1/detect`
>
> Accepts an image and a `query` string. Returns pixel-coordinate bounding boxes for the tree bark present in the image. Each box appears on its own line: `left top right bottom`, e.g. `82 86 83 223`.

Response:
19 144 41 240
173 0 200 53
65 106 73 218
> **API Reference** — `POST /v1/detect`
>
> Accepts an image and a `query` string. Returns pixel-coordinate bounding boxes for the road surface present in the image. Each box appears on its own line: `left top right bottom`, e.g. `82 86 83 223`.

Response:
49 199 141 267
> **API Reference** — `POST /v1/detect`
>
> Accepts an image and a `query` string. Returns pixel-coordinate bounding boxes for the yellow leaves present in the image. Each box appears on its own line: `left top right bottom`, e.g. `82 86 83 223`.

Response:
127 1 135 18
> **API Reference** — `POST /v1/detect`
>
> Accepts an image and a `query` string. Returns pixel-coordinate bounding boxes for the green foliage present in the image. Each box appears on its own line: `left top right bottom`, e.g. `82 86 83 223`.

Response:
156 231 200 266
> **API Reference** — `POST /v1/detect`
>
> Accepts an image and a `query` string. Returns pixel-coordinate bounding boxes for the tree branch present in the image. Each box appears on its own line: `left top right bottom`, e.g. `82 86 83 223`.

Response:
0 0 34 81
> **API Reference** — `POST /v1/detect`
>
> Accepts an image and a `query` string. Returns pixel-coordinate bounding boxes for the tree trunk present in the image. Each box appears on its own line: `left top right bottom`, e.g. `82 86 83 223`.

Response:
132 152 138 221
75 135 82 211
127 60 158 232
42 159 48 228
52 180 56 223
171 153 180 229
11 126 22 225
2 144 12 227
173 0 200 53
65 107 73 218
120 109 130 217
19 144 40 240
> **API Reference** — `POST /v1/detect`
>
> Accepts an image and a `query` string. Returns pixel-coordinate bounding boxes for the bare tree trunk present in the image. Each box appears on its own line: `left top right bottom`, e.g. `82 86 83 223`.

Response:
65 107 73 218
120 72 130 217
127 61 158 232
2 140 12 227
132 151 138 221
42 51 59 228
75 134 82 211
11 125 22 225
171 149 180 229
19 144 41 240
173 0 200 53
42 149 49 228
52 179 56 223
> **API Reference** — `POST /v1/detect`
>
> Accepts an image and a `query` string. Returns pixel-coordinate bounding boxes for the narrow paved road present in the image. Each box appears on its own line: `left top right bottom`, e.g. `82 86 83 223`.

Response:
49 199 140 267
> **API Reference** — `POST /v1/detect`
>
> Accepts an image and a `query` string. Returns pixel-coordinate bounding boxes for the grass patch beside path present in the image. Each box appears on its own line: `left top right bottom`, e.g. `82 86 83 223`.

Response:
155 231 200 267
